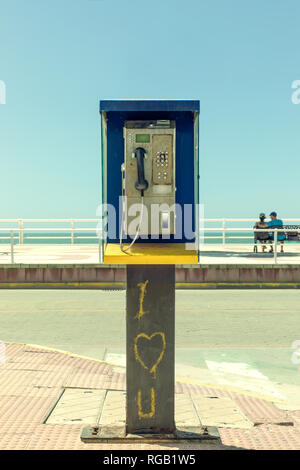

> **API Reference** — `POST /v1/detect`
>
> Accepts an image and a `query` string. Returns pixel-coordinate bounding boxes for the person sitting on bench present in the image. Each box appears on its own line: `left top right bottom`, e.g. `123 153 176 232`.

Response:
253 213 269 252
267 211 285 253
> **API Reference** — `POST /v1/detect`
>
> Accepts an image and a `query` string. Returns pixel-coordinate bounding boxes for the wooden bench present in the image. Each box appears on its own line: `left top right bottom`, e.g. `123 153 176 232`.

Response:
253 225 300 253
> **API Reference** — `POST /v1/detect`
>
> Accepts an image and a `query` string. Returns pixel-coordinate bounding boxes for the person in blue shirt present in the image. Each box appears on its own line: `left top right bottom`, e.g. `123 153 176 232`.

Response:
267 212 285 253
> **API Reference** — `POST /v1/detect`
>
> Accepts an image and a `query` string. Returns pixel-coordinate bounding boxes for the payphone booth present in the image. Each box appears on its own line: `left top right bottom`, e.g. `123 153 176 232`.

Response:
82 101 217 443
100 100 200 263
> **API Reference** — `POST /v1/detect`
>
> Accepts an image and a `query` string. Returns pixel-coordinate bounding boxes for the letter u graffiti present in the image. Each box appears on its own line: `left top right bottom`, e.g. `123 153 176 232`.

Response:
137 387 155 419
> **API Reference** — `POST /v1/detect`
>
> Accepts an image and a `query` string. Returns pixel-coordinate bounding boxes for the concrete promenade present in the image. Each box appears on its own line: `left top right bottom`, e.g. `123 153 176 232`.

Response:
1 243 300 288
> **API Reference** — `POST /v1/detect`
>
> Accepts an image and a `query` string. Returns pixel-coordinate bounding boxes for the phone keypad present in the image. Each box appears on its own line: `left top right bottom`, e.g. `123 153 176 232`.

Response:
156 152 169 176
152 135 173 185
154 151 171 181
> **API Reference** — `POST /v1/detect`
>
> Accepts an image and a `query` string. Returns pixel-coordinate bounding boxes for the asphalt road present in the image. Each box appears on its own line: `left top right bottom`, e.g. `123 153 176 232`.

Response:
0 289 299 394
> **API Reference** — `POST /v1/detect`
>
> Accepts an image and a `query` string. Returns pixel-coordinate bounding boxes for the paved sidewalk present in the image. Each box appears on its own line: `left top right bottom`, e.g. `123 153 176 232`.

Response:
1 243 300 265
0 343 300 450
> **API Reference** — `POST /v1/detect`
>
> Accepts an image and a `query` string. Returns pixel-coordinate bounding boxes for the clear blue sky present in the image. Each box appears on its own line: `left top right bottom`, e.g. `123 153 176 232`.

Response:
0 0 299 219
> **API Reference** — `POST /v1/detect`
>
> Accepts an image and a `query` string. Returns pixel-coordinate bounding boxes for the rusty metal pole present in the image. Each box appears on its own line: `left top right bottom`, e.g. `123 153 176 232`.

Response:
126 264 175 435
81 262 221 444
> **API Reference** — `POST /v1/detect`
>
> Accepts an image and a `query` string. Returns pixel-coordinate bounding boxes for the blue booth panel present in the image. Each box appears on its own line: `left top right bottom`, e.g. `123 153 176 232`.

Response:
99 100 200 263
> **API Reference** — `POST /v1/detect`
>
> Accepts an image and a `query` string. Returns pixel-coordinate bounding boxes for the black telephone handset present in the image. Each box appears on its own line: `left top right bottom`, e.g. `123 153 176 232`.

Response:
134 147 148 193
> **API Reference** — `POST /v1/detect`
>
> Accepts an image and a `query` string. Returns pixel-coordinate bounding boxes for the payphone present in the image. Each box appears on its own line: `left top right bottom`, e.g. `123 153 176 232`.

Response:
120 120 176 249
98 100 200 264
81 100 213 444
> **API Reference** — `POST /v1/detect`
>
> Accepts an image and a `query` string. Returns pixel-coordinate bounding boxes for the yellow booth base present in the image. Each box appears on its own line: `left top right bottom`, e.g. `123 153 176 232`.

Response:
104 243 198 265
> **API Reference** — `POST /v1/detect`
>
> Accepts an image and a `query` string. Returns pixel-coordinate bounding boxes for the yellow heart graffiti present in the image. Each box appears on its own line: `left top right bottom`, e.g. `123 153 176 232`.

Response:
134 332 166 378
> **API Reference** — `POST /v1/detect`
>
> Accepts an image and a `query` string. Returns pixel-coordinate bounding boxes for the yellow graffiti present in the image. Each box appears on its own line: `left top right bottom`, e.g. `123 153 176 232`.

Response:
135 280 149 319
137 387 155 419
134 332 166 378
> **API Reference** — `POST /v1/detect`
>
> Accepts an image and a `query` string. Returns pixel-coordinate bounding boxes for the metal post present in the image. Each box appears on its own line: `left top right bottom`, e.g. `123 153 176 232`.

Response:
81 263 220 444
10 231 14 264
274 229 278 264
71 220 74 244
18 219 24 244
222 219 226 246
126 265 175 434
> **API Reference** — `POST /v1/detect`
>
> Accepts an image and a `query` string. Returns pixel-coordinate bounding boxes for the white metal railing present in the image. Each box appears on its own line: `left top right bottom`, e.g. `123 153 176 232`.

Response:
0 218 299 264
202 218 300 246
0 219 100 245
0 227 103 264
0 218 299 243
